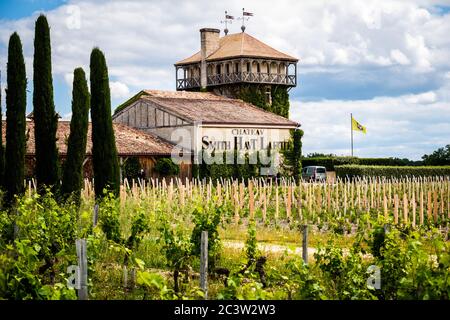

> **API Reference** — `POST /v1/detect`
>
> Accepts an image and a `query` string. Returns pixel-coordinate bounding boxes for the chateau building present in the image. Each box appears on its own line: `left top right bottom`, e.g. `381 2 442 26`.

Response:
112 27 300 178
175 28 298 104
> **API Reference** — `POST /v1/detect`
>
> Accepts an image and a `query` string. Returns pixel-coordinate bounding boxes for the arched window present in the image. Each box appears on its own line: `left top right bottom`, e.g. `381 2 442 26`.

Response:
216 64 221 74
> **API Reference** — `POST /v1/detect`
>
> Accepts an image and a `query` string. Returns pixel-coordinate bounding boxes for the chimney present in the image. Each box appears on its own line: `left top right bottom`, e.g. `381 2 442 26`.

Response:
200 28 220 89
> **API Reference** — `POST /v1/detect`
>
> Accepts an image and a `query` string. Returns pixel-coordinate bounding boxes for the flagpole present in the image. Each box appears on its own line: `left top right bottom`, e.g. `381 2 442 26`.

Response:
350 113 353 157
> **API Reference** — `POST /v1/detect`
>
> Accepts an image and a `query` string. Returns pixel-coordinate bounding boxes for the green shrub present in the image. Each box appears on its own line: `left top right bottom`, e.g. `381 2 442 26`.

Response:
154 158 179 176
122 157 142 180
0 192 77 299
303 157 417 171
335 165 450 179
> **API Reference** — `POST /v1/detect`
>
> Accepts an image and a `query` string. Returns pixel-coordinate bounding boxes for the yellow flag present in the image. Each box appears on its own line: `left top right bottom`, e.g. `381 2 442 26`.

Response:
352 117 367 134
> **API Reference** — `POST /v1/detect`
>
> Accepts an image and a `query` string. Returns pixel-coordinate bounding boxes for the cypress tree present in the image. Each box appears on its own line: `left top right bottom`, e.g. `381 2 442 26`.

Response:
61 68 90 203
281 128 303 181
5 33 27 205
292 129 304 181
33 15 60 193
0 71 5 188
90 48 120 198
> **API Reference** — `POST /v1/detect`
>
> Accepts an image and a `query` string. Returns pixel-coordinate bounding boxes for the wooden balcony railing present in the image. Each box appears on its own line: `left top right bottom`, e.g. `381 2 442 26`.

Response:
176 72 296 90
176 77 201 90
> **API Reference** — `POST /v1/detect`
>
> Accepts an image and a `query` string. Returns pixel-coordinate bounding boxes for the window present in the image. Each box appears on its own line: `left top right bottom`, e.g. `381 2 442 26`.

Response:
216 65 221 74
256 63 260 73
307 167 314 174
226 64 230 74
316 168 326 173
246 62 250 72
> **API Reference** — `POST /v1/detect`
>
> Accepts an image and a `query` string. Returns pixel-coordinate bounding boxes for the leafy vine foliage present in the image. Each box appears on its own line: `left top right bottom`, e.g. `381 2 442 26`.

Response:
0 192 77 299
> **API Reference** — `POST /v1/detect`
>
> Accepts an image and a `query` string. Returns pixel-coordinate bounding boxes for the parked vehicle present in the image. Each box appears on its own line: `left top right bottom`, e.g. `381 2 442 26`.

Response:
302 166 327 182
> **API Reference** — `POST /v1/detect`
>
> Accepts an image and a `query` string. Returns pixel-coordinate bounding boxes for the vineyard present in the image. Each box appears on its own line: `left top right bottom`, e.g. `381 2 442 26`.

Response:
1 176 450 300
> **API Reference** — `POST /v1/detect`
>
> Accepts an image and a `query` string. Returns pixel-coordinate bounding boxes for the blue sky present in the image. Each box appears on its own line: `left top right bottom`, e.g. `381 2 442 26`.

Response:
0 0 65 19
1 0 450 160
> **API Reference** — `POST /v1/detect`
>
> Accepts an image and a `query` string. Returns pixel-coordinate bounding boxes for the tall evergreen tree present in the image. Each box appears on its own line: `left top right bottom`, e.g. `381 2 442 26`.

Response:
0 71 5 188
33 15 60 193
5 33 27 205
61 68 90 203
292 129 304 180
90 48 120 198
281 128 303 181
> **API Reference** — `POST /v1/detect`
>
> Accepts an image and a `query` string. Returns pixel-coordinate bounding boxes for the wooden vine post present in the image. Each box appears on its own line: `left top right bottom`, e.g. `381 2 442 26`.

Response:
286 184 292 221
394 194 399 225
249 180 255 219
75 239 88 300
427 191 432 222
412 193 416 228
302 225 308 265
403 193 408 225
275 186 279 222
419 189 424 226
200 231 208 300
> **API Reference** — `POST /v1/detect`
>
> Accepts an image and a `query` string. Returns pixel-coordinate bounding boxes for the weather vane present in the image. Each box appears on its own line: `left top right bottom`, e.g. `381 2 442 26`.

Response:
221 11 234 35
237 8 253 32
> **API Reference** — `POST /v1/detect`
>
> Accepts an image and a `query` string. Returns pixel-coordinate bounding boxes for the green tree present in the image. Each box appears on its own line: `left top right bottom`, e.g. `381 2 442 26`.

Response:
90 48 120 198
33 15 60 194
281 129 303 181
0 71 5 188
61 68 90 203
422 145 450 166
5 33 27 206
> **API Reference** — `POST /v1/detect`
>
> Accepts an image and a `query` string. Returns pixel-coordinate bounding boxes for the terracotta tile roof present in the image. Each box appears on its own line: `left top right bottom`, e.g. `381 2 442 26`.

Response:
1 120 177 156
175 32 298 65
131 90 298 127
143 89 227 100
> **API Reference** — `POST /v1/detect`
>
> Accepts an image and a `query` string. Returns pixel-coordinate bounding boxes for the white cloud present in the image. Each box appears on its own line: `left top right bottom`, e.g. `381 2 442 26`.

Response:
405 91 437 104
0 0 448 89
390 49 411 65
64 72 74 87
109 81 130 99
291 85 450 160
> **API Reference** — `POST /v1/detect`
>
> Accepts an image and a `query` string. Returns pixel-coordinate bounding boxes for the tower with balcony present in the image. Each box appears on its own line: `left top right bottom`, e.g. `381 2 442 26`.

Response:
175 28 298 116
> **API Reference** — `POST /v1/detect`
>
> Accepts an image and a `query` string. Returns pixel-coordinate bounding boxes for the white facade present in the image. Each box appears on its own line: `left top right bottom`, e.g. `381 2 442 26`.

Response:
113 98 294 162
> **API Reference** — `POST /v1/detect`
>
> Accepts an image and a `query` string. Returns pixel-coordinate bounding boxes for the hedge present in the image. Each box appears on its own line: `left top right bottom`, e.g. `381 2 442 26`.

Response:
154 157 179 176
335 165 450 179
302 157 415 171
